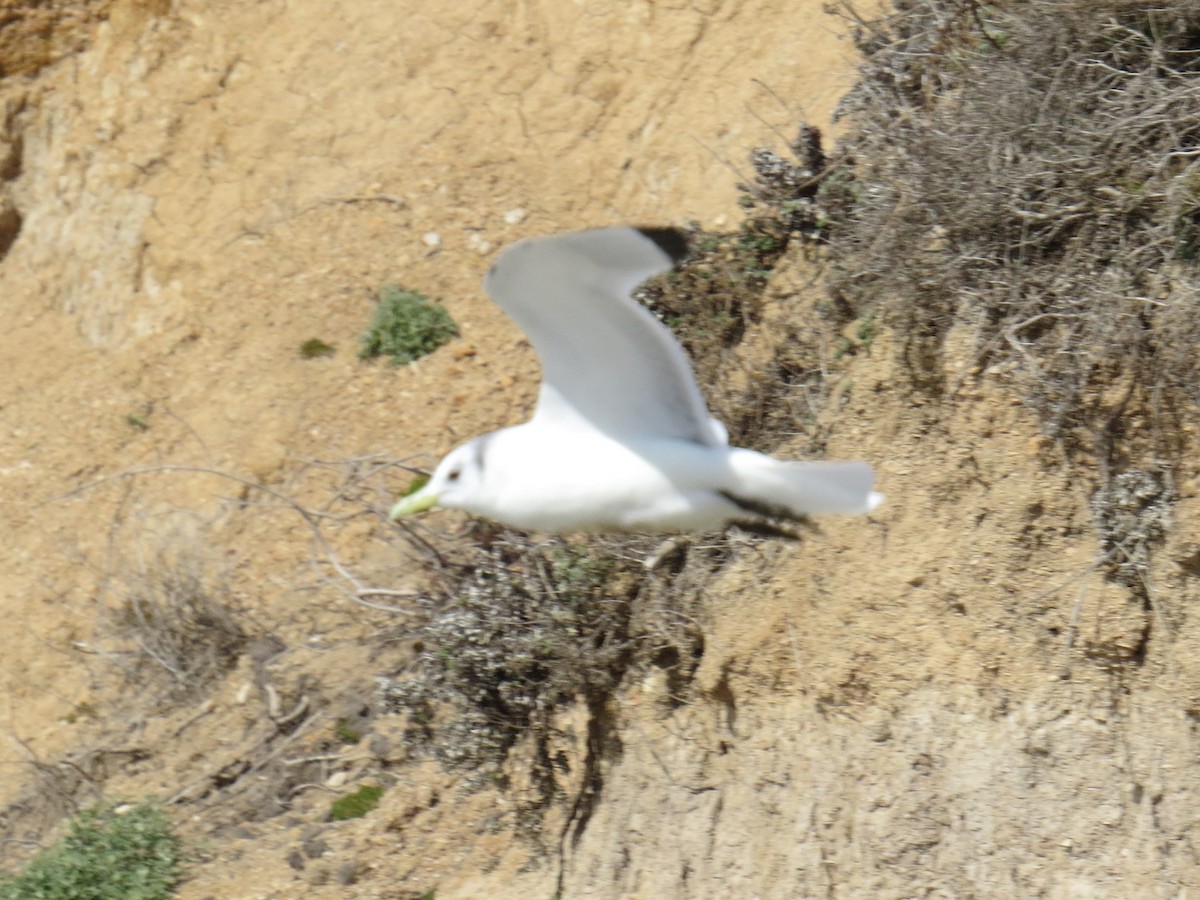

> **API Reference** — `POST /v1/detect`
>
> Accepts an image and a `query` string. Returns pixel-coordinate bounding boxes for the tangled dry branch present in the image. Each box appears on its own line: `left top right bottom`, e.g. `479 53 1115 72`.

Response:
823 0 1200 449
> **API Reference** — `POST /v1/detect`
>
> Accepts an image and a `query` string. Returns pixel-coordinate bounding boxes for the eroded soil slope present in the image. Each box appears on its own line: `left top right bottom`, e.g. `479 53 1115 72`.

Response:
0 0 1198 897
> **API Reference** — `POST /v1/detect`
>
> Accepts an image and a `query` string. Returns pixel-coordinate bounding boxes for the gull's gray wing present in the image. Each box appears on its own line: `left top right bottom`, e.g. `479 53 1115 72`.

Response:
483 226 726 446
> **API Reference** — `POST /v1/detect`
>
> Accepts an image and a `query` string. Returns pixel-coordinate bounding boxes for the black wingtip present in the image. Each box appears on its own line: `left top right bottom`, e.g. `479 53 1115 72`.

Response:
636 227 690 266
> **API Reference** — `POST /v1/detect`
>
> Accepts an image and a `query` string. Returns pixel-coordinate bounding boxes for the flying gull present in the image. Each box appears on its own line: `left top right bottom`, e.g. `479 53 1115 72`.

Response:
390 226 882 534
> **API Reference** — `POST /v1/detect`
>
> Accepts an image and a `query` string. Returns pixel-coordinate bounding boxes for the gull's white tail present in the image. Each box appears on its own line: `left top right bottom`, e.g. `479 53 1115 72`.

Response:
729 451 884 517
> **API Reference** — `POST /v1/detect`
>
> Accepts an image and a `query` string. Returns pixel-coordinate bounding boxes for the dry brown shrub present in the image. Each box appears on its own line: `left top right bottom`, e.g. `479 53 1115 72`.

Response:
822 0 1200 451
378 530 707 804
93 515 249 704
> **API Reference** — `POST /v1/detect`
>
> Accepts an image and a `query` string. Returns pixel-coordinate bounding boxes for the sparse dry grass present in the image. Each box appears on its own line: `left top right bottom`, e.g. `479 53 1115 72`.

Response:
94 518 248 703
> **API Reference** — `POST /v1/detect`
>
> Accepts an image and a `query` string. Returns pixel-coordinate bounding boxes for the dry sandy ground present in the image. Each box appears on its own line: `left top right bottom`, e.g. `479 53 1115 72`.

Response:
1 0 1199 897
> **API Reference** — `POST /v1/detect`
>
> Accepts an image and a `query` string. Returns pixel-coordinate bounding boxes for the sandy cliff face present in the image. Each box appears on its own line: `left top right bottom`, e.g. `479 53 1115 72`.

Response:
0 0 1197 897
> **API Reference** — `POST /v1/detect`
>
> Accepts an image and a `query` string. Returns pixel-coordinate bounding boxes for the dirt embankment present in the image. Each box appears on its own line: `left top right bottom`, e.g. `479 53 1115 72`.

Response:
0 1 1197 897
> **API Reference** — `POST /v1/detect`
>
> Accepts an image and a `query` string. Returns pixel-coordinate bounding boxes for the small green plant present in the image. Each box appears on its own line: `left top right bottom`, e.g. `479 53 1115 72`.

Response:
299 338 336 359
330 784 385 821
63 701 97 725
359 287 458 365
125 413 149 431
334 718 363 745
401 473 429 498
548 546 614 604
0 800 181 900
855 313 877 349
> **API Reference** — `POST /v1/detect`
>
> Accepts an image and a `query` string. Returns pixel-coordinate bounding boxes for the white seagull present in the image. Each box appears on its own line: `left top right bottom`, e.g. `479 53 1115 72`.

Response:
390 226 882 534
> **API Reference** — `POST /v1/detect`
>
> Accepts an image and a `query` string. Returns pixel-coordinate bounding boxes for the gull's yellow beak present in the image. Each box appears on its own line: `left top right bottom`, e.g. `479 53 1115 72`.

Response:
389 487 438 520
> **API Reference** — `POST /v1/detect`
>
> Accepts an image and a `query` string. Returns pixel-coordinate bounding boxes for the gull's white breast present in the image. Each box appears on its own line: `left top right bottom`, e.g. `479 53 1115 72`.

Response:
468 424 741 533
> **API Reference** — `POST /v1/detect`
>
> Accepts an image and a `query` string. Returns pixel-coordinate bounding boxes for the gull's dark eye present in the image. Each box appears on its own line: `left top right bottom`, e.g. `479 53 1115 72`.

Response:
447 469 461 483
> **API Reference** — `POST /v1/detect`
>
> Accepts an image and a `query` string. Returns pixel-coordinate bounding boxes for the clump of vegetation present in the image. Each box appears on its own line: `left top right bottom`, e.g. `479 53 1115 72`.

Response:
359 287 458 365
299 337 336 359
639 128 828 382
1090 468 1173 591
636 134 837 453
380 531 705 818
0 801 181 900
821 0 1200 448
399 473 429 498
330 784 385 821
99 525 248 703
381 536 633 771
805 0 1200 593
334 718 364 745
637 227 777 390
738 124 830 240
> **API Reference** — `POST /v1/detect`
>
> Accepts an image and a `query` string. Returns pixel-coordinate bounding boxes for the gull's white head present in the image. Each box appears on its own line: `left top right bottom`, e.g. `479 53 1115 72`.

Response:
389 438 490 520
